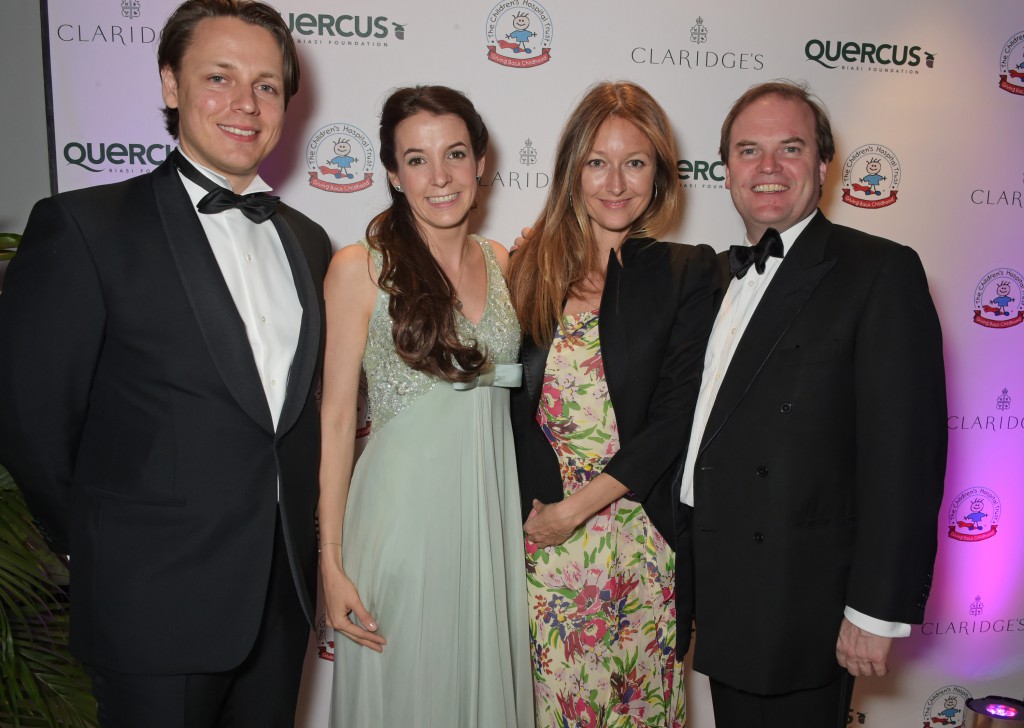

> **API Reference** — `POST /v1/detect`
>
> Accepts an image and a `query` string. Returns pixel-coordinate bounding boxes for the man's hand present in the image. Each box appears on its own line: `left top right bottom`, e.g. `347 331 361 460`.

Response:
835 617 892 676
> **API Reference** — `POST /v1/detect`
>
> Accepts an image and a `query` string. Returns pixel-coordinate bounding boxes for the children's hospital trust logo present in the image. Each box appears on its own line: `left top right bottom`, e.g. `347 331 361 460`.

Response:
485 0 553 68
973 267 1024 328
998 30 1024 96
841 144 901 209
923 685 972 727
947 487 1002 542
306 123 376 194
315 612 335 662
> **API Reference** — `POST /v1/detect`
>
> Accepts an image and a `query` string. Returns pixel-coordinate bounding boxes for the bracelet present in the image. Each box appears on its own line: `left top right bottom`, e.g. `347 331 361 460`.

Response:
318 541 342 553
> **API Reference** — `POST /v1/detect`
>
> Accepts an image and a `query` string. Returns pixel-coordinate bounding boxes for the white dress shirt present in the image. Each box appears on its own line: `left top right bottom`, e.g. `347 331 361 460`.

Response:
176 151 302 432
679 211 909 638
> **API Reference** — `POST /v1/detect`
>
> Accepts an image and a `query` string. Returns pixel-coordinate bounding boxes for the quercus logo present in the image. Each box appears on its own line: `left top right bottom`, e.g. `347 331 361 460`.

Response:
63 141 171 173
804 39 933 72
285 13 405 40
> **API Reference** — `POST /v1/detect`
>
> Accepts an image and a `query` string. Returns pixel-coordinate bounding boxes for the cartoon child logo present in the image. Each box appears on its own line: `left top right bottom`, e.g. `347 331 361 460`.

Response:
305 123 376 194
858 158 886 196
485 0 553 68
326 138 358 180
947 487 1002 542
505 12 536 54
989 281 1016 316
973 268 1024 328
841 144 901 208
962 499 988 531
998 30 1024 96
935 696 961 725
923 685 972 728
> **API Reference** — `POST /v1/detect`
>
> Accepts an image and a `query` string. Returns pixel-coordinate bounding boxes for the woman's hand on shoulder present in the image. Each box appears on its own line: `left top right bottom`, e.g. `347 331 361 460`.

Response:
510 226 534 255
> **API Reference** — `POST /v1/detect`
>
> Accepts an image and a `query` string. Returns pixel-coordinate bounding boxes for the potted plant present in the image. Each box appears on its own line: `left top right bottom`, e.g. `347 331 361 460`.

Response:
0 233 97 727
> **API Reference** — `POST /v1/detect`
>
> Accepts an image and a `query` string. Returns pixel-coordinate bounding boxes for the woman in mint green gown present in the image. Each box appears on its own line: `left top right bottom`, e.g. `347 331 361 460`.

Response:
317 86 533 727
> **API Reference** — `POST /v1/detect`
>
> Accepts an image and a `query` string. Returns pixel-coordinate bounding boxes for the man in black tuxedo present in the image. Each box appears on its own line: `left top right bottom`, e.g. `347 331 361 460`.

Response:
677 81 947 727
0 1 331 725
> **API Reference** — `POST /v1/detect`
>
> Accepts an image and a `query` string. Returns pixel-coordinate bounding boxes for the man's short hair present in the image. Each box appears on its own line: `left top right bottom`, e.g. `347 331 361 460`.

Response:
157 0 299 139
719 80 835 165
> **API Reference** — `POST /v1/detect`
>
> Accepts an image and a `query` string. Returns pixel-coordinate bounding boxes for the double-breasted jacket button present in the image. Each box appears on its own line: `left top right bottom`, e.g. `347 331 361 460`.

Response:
753 532 765 544
756 466 769 478
780 402 793 414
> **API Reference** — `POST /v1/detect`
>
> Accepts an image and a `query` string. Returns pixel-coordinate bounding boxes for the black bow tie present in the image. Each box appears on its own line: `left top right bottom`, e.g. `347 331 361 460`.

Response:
729 227 784 279
172 149 279 224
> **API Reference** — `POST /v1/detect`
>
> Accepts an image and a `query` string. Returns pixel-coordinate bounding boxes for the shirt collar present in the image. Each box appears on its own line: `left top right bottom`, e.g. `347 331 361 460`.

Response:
742 209 819 258
177 148 273 195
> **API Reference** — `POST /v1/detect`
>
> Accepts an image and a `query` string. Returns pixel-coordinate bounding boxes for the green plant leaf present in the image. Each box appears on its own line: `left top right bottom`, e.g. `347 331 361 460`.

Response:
0 465 96 727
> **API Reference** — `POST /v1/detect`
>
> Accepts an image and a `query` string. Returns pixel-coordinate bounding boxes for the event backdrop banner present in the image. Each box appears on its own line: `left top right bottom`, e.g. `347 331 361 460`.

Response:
43 0 1024 725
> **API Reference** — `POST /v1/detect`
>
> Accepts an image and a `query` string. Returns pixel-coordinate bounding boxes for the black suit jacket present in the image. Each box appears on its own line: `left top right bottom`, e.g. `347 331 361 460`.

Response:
511 238 719 545
0 158 331 674
681 212 947 695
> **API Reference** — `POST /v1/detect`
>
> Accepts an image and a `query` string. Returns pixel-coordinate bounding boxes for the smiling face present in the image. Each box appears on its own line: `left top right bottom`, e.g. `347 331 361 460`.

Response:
865 159 882 175
387 112 486 241
579 116 656 251
512 13 530 30
724 94 827 241
335 140 351 156
160 16 286 192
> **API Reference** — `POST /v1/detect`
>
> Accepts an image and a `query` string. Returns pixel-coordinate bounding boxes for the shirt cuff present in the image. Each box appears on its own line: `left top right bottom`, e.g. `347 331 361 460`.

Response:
844 606 912 638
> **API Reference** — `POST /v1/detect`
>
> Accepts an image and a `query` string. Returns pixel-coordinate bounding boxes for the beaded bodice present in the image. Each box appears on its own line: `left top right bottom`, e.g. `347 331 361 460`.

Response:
360 235 521 437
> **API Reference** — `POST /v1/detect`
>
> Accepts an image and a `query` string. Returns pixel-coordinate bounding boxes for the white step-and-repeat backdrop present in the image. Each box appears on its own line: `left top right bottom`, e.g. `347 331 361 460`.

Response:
43 0 1024 725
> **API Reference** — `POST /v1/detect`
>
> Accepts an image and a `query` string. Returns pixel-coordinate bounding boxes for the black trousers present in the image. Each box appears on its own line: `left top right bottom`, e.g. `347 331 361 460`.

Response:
710 673 855 728
87 515 309 728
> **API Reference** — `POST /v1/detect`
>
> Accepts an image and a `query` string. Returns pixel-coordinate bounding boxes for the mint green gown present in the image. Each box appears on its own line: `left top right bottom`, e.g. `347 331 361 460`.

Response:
330 237 533 728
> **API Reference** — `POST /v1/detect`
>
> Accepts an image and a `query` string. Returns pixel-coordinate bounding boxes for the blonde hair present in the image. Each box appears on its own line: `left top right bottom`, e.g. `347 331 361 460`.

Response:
508 81 682 344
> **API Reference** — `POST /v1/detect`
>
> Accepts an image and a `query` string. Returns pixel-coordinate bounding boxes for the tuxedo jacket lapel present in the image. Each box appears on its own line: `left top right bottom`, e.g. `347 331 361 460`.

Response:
274 208 320 439
701 213 836 451
522 333 550 407
599 250 629 394
521 242 650 408
153 160 275 434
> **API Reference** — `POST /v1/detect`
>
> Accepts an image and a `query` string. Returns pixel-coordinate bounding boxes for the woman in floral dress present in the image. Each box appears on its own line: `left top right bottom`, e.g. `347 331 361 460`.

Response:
508 82 720 727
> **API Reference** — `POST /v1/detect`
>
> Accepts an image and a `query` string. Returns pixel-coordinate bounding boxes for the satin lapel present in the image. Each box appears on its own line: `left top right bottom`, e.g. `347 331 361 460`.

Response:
523 334 551 409
599 247 629 402
701 213 836 451
274 208 321 439
153 159 275 433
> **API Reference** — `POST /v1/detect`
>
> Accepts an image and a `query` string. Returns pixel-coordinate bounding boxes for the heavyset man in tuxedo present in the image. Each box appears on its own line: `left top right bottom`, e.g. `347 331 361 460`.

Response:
678 81 947 727
0 1 331 725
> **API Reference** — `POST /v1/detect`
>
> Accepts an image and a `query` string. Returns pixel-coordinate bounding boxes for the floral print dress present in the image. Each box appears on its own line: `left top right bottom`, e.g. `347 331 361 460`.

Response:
526 309 684 728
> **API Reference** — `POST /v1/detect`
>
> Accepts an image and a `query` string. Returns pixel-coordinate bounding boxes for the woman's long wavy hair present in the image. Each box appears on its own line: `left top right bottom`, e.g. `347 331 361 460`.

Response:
367 85 489 383
508 81 683 345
